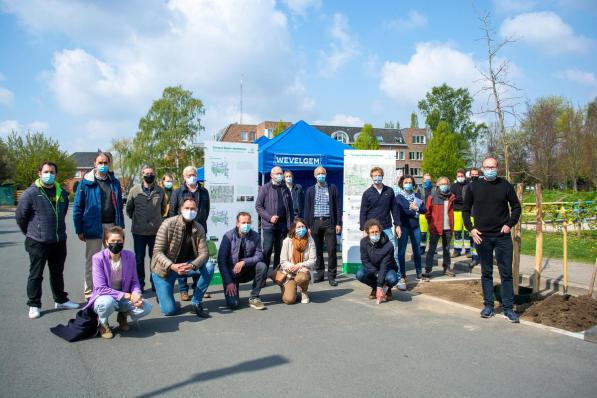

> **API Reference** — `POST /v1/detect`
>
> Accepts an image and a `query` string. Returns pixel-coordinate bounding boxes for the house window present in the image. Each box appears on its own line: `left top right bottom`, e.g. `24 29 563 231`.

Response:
409 151 423 160
410 168 421 176
241 132 248 142
412 135 426 144
397 151 405 160
249 132 255 141
75 170 82 178
376 136 384 142
331 130 349 144
265 128 273 138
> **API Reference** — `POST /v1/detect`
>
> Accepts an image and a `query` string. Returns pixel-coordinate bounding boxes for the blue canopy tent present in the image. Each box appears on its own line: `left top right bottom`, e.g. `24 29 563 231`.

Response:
258 120 353 212
196 167 205 182
253 135 270 146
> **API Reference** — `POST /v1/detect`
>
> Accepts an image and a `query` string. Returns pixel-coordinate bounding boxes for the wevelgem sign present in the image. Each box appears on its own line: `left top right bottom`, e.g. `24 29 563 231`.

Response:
273 153 324 168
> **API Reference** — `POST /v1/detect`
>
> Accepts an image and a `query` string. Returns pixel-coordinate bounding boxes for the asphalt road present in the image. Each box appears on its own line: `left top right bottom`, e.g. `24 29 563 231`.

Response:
1 212 596 398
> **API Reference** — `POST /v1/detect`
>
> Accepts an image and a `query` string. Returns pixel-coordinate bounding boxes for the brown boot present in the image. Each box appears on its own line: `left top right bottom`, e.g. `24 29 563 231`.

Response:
368 288 376 300
117 312 130 331
385 289 393 301
99 323 113 339
180 291 190 301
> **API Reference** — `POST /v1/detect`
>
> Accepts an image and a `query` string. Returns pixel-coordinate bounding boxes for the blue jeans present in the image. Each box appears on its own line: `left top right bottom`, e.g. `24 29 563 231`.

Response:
93 295 152 325
356 267 398 289
397 226 422 276
476 234 514 310
133 234 156 291
152 261 215 315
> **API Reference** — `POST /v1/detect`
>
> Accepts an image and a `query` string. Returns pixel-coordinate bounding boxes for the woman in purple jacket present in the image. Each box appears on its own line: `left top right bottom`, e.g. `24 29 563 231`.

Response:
84 226 152 339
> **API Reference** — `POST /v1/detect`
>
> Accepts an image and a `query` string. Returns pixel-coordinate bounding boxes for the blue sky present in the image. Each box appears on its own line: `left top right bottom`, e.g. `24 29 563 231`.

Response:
0 0 595 152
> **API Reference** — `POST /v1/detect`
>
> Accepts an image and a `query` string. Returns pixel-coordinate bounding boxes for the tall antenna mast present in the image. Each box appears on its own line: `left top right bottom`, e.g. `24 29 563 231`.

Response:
240 74 244 125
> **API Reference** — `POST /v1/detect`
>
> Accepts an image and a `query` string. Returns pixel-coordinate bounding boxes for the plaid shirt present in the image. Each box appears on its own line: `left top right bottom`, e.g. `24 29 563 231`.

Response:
313 183 330 217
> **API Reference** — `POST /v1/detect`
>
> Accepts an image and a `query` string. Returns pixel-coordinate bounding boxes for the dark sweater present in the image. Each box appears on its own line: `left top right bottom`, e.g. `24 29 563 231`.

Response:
359 185 400 230
450 181 468 211
359 233 398 287
462 178 521 236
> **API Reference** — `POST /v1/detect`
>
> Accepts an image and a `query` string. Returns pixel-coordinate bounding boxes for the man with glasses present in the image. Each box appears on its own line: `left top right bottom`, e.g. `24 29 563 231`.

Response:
463 157 521 323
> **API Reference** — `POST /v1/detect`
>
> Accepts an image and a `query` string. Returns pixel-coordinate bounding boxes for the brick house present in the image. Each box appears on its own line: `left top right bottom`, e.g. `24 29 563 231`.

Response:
218 121 292 142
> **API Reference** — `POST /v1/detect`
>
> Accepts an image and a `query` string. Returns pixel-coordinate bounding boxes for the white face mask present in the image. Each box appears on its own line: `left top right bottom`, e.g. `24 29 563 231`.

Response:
456 177 465 183
181 209 197 221
186 176 197 185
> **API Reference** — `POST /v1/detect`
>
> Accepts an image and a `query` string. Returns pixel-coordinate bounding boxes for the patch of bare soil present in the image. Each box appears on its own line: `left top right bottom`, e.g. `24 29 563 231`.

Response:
412 280 494 310
520 294 597 332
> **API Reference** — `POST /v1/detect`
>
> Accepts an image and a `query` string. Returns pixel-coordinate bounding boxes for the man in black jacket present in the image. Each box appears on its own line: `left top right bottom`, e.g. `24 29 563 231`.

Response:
16 161 79 319
304 166 342 286
463 157 521 323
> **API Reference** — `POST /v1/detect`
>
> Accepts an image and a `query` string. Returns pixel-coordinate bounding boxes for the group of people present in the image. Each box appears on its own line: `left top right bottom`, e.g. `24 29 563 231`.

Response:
15 151 522 341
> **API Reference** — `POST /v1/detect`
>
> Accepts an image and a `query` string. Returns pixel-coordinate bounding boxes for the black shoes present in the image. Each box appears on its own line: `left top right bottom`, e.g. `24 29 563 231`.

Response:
193 303 210 318
328 277 338 287
314 274 325 283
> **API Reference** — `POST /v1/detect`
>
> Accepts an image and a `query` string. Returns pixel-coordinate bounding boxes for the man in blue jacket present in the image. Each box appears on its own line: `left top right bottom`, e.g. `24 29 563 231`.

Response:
16 161 79 319
218 212 267 310
73 152 125 300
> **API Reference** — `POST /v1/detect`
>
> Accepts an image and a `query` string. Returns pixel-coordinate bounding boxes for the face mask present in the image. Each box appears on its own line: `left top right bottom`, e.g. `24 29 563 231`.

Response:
369 234 381 243
164 181 173 189
295 227 307 238
316 174 326 183
274 174 283 184
181 209 197 221
471 176 479 181
424 180 432 189
108 242 124 255
484 169 497 180
143 175 155 184
439 184 450 193
285 177 293 184
403 183 413 192
97 165 109 174
239 223 251 234
372 176 383 184
186 176 197 185
456 177 465 184
41 172 55 185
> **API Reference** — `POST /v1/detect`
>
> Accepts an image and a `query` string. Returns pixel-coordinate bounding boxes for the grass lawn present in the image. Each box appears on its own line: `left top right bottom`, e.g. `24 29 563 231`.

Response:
521 229 596 264
522 189 596 204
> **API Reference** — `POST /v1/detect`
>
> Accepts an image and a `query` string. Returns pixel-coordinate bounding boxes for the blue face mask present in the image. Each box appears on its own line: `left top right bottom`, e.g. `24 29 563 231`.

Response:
295 226 307 238
316 174 326 183
164 181 173 189
274 174 283 184
372 176 383 184
439 184 450 193
424 180 432 189
97 165 109 174
285 177 293 184
484 169 498 180
369 234 381 243
239 223 251 234
41 172 55 185
403 183 413 192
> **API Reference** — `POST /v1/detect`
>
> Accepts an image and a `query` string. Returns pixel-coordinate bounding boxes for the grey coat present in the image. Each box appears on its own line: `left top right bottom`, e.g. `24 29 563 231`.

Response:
126 184 166 235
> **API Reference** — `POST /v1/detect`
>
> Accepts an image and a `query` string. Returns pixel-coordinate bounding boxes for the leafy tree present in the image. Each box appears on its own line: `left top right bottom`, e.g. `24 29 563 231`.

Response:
384 121 394 129
6 131 76 189
0 138 15 184
410 112 419 128
130 85 205 179
111 138 136 192
417 83 480 141
421 121 466 180
273 121 287 137
352 123 379 150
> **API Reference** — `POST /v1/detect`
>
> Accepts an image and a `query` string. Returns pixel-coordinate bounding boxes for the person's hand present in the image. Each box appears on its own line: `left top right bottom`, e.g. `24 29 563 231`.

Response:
131 292 143 307
395 226 402 239
500 225 511 234
78 233 85 242
270 215 279 224
289 264 300 273
171 263 191 275
123 292 131 300
471 228 483 245
225 283 237 297
233 261 245 274
336 225 342 234
409 202 418 211
376 287 385 304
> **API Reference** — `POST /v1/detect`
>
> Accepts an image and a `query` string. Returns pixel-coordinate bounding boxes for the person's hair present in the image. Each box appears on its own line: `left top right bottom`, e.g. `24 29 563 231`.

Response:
363 219 382 234
236 211 251 222
95 151 111 164
283 170 294 176
314 166 326 175
483 156 498 167
183 165 197 176
423 173 432 178
288 217 307 238
162 172 174 181
140 165 154 175
104 226 125 242
38 161 58 173
470 167 479 173
456 168 466 176
370 167 384 177
400 174 415 187
271 166 282 174
181 195 198 207
437 176 450 185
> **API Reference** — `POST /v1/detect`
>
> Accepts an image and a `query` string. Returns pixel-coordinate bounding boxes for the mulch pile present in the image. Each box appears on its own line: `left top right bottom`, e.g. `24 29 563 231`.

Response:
520 294 597 332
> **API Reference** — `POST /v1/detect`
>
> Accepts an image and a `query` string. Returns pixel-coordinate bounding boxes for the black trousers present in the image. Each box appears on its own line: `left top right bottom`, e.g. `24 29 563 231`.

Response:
133 234 156 291
262 227 288 270
425 230 452 272
312 217 337 278
24 238 68 308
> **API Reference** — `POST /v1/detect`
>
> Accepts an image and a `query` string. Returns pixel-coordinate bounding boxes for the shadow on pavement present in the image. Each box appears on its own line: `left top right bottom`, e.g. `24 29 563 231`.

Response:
122 315 203 338
0 229 19 234
134 355 290 398
0 241 18 248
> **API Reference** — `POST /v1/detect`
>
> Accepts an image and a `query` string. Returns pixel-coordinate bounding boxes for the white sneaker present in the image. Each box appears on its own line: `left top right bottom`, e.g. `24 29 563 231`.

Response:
396 280 407 291
28 307 41 319
301 292 310 304
55 300 80 310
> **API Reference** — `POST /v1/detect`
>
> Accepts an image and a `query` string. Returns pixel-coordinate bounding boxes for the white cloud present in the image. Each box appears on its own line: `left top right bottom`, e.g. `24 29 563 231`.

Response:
500 11 592 54
312 114 364 127
319 13 360 77
27 121 49 132
493 0 536 14
281 0 320 16
384 10 428 30
0 120 21 136
0 87 14 106
559 68 597 86
379 42 481 105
